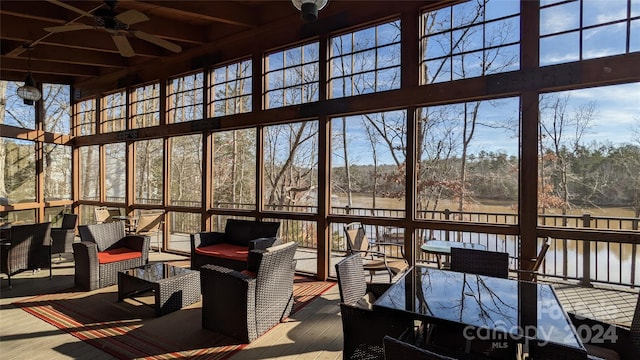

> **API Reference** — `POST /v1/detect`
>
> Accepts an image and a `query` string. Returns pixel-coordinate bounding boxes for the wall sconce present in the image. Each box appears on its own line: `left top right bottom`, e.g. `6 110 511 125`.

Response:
291 0 328 22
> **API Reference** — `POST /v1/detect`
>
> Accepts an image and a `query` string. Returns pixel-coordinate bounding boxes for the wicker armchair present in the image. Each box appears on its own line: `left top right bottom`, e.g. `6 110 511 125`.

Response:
73 222 149 290
335 254 412 360
200 241 298 343
50 214 77 258
450 247 509 278
1 222 52 289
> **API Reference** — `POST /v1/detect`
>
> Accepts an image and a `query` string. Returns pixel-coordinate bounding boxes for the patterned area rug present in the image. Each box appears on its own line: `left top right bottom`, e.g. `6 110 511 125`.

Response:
14 275 335 360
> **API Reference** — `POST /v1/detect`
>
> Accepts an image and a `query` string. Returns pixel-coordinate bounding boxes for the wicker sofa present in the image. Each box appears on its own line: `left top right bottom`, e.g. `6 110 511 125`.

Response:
200 241 298 343
190 219 281 271
73 221 149 290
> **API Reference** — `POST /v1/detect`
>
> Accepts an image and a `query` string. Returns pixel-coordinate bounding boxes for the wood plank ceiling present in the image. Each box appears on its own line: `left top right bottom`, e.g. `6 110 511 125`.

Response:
0 0 349 90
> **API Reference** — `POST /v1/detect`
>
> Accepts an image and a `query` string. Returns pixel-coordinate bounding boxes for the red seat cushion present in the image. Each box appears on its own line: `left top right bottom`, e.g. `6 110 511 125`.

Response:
195 243 248 262
97 247 143 264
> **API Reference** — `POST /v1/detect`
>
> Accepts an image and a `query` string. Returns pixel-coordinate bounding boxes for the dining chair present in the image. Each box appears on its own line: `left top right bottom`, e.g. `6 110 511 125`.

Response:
335 254 412 360
94 206 112 224
343 222 408 282
569 292 640 360
131 210 164 252
450 247 509 278
511 237 552 282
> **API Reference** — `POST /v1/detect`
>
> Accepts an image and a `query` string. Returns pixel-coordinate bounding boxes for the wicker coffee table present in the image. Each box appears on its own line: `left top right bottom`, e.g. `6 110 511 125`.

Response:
118 263 200 316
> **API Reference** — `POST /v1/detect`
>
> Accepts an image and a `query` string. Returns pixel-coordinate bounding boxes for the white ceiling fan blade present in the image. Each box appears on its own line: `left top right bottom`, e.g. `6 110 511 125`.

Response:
131 31 182 53
116 9 149 26
45 0 94 18
112 34 135 57
44 24 94 33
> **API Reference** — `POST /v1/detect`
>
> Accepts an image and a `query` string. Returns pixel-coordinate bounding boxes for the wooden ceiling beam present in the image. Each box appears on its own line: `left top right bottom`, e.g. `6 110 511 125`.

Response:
30 46 128 68
120 0 259 28
1 56 102 77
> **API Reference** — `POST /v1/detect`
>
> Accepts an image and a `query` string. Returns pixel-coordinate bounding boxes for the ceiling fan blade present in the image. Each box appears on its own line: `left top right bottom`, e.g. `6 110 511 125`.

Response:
44 24 94 33
112 34 135 57
45 0 94 18
6 45 29 57
115 9 149 26
131 31 182 53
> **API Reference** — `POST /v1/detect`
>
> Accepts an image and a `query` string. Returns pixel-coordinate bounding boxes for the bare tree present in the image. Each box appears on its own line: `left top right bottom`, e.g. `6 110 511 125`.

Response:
539 94 597 213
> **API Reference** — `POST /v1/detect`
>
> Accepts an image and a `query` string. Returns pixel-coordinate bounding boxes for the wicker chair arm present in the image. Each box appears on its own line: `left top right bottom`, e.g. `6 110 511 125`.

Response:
72 241 98 259
72 241 100 290
249 237 280 250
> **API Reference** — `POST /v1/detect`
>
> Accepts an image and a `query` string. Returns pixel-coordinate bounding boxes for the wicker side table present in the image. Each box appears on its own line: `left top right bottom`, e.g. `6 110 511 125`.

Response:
118 263 200 316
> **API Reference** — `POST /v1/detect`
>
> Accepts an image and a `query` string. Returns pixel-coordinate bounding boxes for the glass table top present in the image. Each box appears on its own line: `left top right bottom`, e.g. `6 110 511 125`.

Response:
120 263 194 283
374 266 584 349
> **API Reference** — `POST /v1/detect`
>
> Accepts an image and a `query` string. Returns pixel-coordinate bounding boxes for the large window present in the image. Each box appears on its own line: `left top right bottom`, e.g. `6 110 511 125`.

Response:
131 82 160 128
135 139 164 205
264 42 319 109
212 129 256 210
101 90 127 133
331 111 407 218
167 72 204 123
329 20 401 98
74 98 96 136
538 83 640 222
43 84 71 134
105 143 126 203
421 0 520 84
263 121 318 213
0 138 35 204
416 98 520 223
209 59 252 116
44 143 72 201
79 145 99 201
169 134 202 207
540 0 640 66
1 80 36 129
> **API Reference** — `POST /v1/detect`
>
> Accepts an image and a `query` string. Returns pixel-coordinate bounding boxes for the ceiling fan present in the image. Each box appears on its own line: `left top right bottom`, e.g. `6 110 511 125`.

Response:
43 0 182 57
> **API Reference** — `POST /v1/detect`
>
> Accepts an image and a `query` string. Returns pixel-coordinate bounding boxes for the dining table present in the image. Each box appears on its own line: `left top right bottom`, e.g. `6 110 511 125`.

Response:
373 266 586 359
420 240 487 268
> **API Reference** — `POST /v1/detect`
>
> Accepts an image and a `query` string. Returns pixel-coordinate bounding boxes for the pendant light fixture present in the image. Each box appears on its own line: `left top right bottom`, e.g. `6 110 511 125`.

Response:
16 46 42 106
291 0 328 22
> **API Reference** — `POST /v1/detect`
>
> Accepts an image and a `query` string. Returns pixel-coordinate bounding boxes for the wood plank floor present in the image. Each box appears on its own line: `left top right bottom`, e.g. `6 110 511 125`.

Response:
0 252 344 360
1 251 637 359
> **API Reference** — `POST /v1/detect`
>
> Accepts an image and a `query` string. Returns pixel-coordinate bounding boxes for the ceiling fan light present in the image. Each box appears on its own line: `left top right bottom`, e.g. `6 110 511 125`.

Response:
17 73 41 105
291 0 328 22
